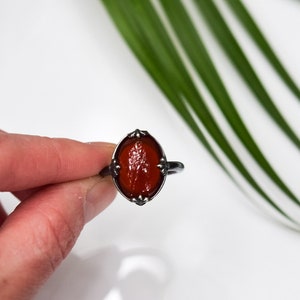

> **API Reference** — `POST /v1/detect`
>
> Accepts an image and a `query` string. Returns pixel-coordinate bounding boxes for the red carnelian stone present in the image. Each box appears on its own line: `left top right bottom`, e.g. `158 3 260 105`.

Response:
114 133 165 199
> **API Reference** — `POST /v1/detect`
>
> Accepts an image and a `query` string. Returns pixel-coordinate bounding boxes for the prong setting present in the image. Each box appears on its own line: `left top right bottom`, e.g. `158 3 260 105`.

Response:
130 195 149 206
157 157 168 175
127 129 148 139
110 158 121 178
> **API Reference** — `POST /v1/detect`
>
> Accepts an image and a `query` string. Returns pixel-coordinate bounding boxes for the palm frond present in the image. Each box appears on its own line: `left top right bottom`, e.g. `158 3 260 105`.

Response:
101 0 300 226
225 0 300 100
193 0 300 149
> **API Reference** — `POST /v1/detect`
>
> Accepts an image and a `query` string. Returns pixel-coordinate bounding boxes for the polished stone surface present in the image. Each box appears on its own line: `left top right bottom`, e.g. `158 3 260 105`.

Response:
113 130 165 204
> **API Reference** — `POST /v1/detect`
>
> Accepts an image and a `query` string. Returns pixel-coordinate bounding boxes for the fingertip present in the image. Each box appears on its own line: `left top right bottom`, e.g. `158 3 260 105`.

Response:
0 134 116 191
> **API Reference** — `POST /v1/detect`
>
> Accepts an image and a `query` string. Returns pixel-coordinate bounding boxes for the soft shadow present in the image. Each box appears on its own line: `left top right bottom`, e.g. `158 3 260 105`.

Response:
34 246 172 300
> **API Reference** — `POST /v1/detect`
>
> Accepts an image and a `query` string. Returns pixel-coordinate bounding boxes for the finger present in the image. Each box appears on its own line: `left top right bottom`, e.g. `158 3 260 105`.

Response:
13 187 44 202
0 175 116 300
0 202 7 226
0 131 115 191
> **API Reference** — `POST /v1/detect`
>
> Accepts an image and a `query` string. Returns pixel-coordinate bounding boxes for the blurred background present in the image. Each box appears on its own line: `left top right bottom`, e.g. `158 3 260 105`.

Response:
0 0 300 299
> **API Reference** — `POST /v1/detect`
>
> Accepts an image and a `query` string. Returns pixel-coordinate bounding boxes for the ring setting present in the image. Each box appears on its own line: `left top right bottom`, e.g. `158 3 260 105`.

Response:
100 129 184 206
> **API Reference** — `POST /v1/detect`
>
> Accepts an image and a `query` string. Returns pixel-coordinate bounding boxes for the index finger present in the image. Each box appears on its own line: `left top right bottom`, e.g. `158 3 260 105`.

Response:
0 131 114 191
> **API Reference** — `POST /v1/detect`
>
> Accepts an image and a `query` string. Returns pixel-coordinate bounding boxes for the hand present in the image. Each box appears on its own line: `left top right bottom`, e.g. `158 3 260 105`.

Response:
0 131 117 300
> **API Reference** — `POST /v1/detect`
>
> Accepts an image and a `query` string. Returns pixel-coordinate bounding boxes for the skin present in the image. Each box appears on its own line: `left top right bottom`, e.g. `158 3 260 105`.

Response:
0 130 117 300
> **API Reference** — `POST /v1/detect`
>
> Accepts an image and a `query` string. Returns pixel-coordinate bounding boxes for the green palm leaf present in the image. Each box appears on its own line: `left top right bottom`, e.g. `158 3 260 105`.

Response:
194 0 300 149
225 0 300 100
101 0 300 226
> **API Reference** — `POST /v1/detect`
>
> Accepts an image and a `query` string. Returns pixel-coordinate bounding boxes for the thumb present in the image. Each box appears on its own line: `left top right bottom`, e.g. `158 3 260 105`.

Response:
0 176 116 300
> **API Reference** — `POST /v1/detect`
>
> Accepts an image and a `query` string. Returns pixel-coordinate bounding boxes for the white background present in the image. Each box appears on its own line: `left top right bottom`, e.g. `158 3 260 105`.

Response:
0 0 300 299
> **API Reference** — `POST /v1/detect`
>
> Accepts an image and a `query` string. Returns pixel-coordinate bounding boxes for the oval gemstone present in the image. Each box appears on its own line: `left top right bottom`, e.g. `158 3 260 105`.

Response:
113 130 166 204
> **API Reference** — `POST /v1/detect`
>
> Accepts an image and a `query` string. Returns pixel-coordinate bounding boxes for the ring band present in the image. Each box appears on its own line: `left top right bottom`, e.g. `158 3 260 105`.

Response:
100 129 184 206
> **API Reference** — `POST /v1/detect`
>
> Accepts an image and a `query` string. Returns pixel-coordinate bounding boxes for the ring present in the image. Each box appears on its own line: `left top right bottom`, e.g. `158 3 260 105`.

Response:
100 129 184 206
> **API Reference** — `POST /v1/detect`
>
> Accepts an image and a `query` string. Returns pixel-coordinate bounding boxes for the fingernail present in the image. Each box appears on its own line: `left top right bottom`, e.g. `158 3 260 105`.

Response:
84 177 116 223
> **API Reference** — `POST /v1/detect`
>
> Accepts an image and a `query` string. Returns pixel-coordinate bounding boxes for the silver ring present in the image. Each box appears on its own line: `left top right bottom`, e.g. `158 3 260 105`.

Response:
100 129 184 206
